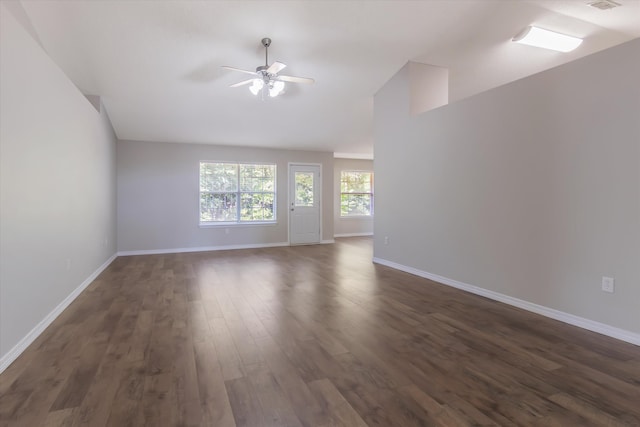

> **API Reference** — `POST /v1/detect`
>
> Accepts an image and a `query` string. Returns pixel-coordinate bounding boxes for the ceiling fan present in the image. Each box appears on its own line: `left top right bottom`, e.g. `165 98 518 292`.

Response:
221 38 314 98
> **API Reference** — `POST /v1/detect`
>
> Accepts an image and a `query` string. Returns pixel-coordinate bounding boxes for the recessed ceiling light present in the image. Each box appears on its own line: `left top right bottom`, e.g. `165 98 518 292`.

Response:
512 26 583 53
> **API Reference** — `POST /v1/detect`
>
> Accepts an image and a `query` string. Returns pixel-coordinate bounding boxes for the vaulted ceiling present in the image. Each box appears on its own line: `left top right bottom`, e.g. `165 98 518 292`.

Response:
17 0 640 157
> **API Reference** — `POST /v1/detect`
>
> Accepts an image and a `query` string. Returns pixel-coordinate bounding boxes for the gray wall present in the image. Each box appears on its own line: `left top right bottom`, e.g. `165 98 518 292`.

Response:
374 39 640 334
117 140 334 252
1 4 118 360
334 158 374 237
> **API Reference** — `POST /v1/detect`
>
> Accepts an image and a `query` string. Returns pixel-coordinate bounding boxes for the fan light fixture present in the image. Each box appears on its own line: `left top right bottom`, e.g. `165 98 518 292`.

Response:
249 79 264 95
247 78 285 98
269 81 285 97
512 26 582 53
222 37 314 99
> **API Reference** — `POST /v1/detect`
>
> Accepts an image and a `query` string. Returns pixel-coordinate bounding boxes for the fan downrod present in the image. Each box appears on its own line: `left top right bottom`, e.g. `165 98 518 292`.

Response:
261 37 272 67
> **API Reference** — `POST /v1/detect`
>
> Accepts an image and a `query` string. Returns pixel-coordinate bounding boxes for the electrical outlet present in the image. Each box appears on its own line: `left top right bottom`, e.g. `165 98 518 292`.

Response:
384 236 389 245
601 276 615 293
66 259 72 271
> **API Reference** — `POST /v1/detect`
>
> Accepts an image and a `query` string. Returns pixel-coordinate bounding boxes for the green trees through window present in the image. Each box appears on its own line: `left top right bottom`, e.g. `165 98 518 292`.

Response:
200 162 276 223
294 172 314 206
340 171 373 217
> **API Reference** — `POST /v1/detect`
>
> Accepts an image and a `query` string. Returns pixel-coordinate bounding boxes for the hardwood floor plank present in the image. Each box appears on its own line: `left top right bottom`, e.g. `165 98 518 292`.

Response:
548 393 630 427
193 337 236 426
248 369 303 427
290 341 400 427
43 408 76 427
144 289 177 376
49 332 110 411
137 372 177 426
174 398 204 427
208 317 246 381
308 379 368 427
2 237 639 426
172 322 202 423
543 365 640 424
444 398 502 426
213 287 264 368
225 377 264 427
188 300 212 343
253 335 331 427
100 361 146 427
126 310 154 363
70 308 141 426
398 384 475 427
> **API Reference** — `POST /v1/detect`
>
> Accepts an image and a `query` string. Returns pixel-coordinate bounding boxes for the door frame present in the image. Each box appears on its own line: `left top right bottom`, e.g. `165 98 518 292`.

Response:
288 162 323 245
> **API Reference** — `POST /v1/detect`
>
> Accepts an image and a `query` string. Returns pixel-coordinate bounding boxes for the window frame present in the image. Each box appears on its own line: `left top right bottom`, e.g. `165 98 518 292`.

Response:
199 161 277 227
339 170 374 218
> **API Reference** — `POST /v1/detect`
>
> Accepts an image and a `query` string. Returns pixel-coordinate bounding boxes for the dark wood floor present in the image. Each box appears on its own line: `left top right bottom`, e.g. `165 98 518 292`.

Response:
1 237 639 426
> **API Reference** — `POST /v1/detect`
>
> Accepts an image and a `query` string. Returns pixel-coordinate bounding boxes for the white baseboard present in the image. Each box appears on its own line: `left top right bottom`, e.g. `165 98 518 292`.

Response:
372 257 640 347
118 240 337 257
334 232 373 238
0 253 118 374
117 242 290 256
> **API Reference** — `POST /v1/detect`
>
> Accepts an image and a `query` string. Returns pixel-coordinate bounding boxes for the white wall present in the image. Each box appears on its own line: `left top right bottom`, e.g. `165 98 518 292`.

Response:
334 158 374 237
0 4 117 362
117 140 334 252
374 39 640 336
409 62 448 116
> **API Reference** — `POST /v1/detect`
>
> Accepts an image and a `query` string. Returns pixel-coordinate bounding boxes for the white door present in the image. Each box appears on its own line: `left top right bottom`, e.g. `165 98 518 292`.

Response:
289 164 321 245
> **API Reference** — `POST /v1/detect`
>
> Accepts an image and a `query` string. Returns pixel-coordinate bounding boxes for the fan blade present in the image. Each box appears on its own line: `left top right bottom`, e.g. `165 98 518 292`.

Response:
221 65 257 76
229 79 255 88
267 61 287 74
277 75 315 84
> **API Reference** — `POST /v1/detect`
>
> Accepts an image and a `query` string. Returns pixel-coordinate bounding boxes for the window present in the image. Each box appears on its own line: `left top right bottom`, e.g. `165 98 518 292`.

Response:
294 172 314 207
340 171 373 217
200 162 276 224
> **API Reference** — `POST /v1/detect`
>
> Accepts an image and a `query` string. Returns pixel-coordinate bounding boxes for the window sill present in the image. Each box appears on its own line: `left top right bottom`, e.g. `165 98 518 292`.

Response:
339 215 373 220
199 221 277 228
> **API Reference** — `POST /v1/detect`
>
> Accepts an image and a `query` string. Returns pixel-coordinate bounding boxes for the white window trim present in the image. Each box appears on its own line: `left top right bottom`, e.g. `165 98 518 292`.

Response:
340 169 374 218
199 161 277 226
199 221 278 228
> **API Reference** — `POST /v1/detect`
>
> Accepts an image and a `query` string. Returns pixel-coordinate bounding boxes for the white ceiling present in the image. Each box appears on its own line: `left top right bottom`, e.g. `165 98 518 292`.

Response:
17 0 640 157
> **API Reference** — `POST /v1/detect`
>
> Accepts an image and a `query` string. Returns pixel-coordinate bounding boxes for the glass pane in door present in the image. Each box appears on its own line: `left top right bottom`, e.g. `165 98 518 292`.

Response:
295 172 314 206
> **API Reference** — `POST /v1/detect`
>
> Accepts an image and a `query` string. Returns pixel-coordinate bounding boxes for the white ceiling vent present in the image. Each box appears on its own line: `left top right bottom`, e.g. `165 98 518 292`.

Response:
587 0 622 10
